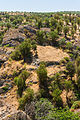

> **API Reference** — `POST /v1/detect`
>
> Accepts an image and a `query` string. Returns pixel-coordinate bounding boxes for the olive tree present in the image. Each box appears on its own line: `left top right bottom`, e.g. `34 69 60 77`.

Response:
64 26 69 37
19 40 31 62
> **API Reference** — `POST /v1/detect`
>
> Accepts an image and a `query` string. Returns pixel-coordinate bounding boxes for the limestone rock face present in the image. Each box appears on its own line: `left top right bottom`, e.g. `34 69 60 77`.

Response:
2 26 36 47
19 25 36 34
2 28 26 47
2 110 31 120
0 47 14 67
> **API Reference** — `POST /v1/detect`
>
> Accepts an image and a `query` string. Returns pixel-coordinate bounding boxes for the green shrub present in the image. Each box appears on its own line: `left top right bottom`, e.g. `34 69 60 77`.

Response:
14 76 26 97
60 59 67 64
57 25 62 34
19 88 34 110
35 99 79 120
11 49 22 61
64 80 72 91
0 36 3 44
19 70 29 81
37 63 47 89
37 62 50 97
14 76 19 84
36 30 45 45
64 57 70 62
19 40 31 62
71 101 80 110
66 61 75 80
66 42 73 51
59 38 66 48
2 84 9 91
52 88 63 107
14 70 29 97
13 70 19 77
76 65 80 77
6 22 11 29
69 53 74 59
47 108 80 120
37 19 42 29
32 44 37 50
76 57 80 67
17 77 25 97
35 98 53 120
50 31 59 46
63 26 69 37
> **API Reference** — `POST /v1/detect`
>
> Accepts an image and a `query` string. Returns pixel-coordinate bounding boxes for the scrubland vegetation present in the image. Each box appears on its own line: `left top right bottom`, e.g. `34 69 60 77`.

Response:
1 11 80 119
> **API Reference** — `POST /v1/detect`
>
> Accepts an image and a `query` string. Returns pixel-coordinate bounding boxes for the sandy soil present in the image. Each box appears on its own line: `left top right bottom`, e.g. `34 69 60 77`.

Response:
37 45 69 62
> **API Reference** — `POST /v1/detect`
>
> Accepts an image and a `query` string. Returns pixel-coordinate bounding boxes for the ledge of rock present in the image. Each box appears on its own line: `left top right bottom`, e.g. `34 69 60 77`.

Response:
2 110 31 120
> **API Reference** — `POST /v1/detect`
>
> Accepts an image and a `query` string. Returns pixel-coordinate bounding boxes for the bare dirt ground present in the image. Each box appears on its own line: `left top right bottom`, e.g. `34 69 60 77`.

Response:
0 87 18 119
47 65 65 76
37 45 69 62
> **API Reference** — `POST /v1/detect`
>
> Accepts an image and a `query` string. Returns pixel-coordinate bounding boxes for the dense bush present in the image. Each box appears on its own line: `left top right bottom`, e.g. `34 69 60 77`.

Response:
64 26 69 37
66 61 75 80
11 49 22 61
50 31 59 46
14 70 29 97
37 19 42 29
19 40 32 62
59 38 66 48
37 63 49 97
66 42 73 51
37 63 47 89
16 77 25 97
71 101 80 110
35 98 79 120
52 88 63 107
36 30 45 45
76 57 80 67
6 22 11 29
64 57 70 62
19 70 29 81
47 108 80 120
35 98 53 120
19 88 34 110
57 25 62 35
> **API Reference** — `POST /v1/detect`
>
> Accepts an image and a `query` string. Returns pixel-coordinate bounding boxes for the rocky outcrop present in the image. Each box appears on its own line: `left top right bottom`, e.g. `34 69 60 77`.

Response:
0 48 8 64
2 28 26 47
2 26 36 47
2 110 31 120
19 25 36 34
0 47 14 67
